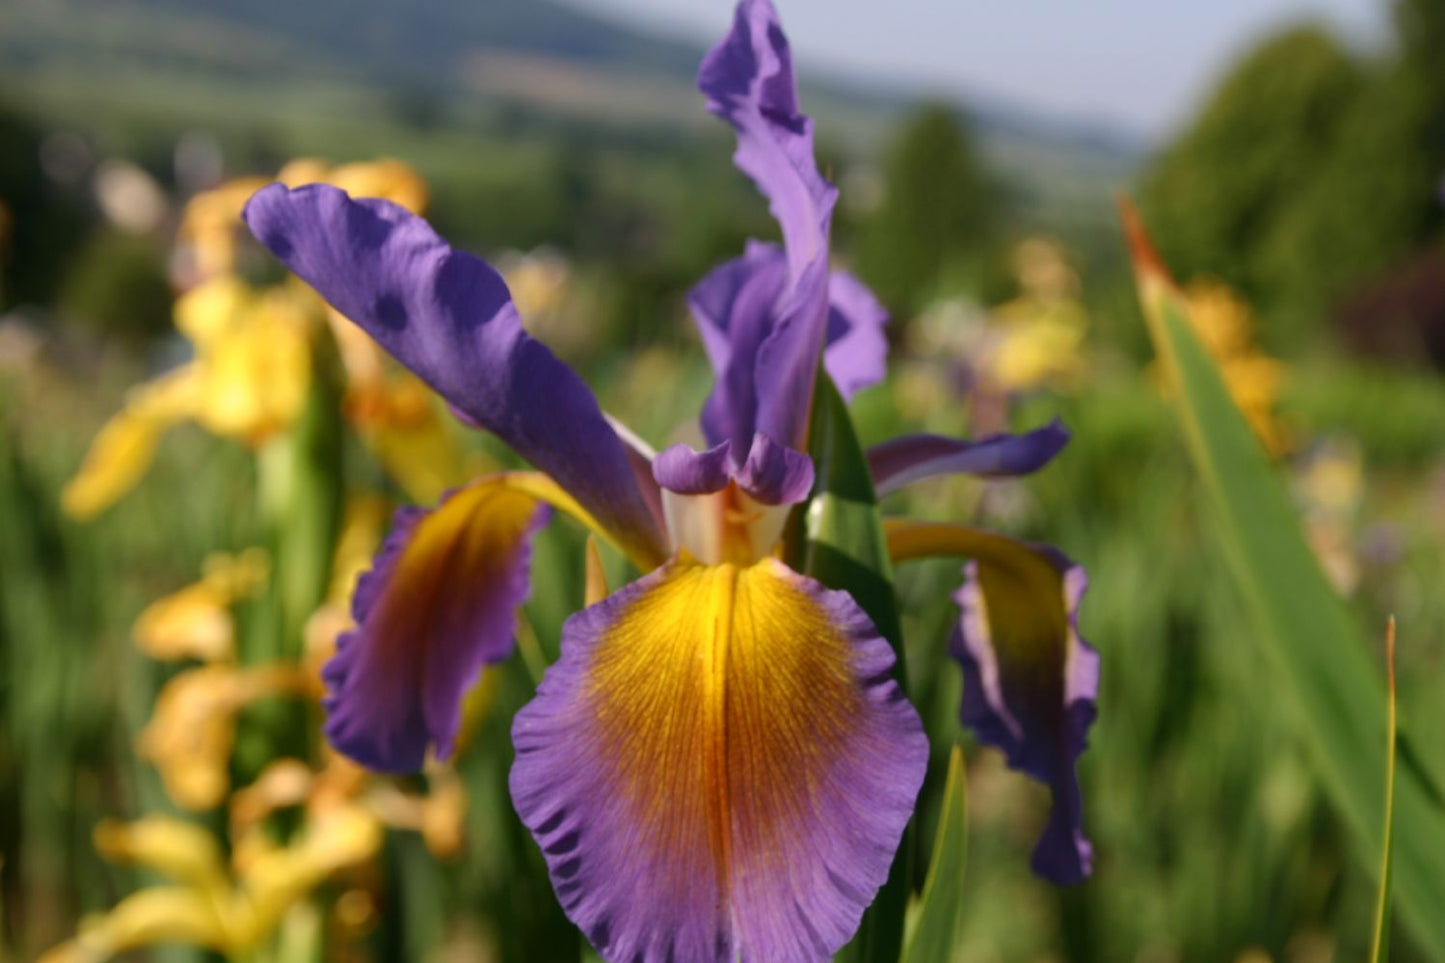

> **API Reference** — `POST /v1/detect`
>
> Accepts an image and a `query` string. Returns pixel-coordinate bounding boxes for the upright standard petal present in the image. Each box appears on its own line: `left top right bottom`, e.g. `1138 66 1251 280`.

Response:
510 556 927 963
868 420 1071 498
823 268 890 400
691 0 841 470
690 243 890 451
324 479 546 772
243 183 666 566
886 521 1098 884
698 0 836 277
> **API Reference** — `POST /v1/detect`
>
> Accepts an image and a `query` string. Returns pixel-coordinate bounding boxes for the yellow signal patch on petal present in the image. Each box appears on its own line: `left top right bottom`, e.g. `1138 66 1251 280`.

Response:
587 559 858 887
511 555 926 962
321 476 548 771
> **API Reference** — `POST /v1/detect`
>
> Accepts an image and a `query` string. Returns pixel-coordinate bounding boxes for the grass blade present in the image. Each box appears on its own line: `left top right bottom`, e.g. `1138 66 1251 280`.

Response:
1369 617 1398 963
788 372 910 963
1120 199 1445 957
901 744 968 963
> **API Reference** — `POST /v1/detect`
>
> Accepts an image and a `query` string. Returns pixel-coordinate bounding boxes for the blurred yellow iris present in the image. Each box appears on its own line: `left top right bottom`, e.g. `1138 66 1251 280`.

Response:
62 158 466 520
1181 279 1289 456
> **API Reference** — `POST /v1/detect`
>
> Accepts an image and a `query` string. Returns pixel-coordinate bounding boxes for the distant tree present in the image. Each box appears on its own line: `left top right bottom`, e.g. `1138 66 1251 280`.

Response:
1140 25 1364 343
855 102 1000 318
1391 0 1445 240
0 105 88 312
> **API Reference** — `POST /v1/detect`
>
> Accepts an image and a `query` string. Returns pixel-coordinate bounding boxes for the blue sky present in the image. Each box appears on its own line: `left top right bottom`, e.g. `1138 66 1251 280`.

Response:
574 0 1388 138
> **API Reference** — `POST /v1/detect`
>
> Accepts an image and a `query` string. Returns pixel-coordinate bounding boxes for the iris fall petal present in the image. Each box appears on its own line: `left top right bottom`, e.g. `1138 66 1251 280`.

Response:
324 479 547 772
868 420 1070 498
510 555 927 963
242 183 666 565
886 521 1097 884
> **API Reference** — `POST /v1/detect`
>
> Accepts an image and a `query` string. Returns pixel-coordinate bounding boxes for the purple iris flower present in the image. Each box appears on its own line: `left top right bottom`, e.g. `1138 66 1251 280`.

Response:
242 1 1098 958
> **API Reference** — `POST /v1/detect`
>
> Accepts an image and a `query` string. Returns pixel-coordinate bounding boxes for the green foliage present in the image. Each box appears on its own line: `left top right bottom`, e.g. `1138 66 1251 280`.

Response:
57 230 173 347
1143 1 1445 350
1126 215 1445 958
1368 620 1398 963
790 373 910 963
0 102 88 311
901 744 967 963
856 103 1001 317
1140 25 1363 343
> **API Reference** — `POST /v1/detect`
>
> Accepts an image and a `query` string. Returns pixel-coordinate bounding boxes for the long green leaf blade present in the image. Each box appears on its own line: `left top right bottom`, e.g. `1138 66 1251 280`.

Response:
1120 201 1445 956
788 372 910 963
902 744 968 963
1369 617 1398 963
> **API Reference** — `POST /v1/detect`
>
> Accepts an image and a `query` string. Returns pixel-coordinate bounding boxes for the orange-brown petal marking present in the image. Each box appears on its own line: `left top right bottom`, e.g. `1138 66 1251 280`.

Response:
323 478 546 772
510 555 926 963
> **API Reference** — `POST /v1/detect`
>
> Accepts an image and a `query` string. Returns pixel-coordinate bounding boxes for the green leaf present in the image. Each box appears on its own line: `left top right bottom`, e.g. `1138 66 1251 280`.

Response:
1121 202 1445 956
789 373 904 670
1369 617 1398 963
902 744 968 963
786 372 910 963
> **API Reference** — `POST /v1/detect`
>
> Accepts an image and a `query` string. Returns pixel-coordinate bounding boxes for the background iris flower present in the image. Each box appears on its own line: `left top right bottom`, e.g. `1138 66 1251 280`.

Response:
241 1 1099 959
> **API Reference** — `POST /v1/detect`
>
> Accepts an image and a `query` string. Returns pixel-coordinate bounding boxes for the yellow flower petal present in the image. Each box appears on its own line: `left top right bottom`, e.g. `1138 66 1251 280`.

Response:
237 806 384 943
193 288 314 443
36 887 231 963
93 817 229 898
138 664 310 810
61 368 201 520
177 177 271 280
229 759 316 838
327 158 429 214
173 276 251 348
132 582 234 663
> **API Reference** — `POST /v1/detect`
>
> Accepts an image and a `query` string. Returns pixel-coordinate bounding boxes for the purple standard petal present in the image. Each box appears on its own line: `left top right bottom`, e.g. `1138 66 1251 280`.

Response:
651 434 813 509
950 542 1098 884
683 0 846 493
698 0 836 278
652 440 733 496
510 556 927 962
691 244 890 446
736 432 814 505
869 420 1071 498
689 241 789 450
823 268 889 400
243 183 666 566
323 480 547 772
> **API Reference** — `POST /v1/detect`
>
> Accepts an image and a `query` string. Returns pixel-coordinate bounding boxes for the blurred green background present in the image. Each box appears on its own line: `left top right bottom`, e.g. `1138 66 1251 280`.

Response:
3 0 1445 960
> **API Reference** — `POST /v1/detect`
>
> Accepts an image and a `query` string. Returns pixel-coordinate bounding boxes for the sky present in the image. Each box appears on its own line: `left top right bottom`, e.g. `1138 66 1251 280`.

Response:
573 0 1389 140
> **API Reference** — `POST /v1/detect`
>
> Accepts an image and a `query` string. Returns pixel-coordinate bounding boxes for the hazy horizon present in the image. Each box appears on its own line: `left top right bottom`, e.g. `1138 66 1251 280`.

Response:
571 0 1388 139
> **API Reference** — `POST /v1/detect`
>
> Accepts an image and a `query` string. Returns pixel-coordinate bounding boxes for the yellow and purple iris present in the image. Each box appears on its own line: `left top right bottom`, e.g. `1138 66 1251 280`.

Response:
242 2 1098 959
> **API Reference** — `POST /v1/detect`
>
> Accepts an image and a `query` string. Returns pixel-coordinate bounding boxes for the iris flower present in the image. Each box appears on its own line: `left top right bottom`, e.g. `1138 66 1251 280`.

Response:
242 2 1098 959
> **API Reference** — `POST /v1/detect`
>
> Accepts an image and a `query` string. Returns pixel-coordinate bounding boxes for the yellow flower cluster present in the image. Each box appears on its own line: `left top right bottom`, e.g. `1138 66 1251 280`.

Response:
63 158 466 520
47 160 484 963
42 501 474 962
1182 280 1289 456
985 238 1089 393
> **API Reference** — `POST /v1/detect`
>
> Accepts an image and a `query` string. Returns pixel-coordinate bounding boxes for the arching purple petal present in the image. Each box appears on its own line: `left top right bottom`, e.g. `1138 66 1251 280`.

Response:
243 183 665 566
698 0 836 278
824 269 889 400
869 420 1071 498
510 556 926 962
736 432 815 505
696 0 838 464
689 241 788 449
652 441 732 496
323 481 547 772
950 542 1097 884
690 245 889 470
